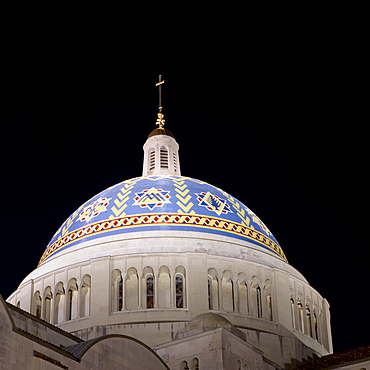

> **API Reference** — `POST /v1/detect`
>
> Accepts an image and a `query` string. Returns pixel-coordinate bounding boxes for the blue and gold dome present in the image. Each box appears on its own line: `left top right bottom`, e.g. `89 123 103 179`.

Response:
39 175 286 265
40 81 286 266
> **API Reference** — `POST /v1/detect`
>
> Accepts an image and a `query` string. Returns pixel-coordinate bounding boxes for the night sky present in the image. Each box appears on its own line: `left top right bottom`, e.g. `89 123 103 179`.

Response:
0 43 366 355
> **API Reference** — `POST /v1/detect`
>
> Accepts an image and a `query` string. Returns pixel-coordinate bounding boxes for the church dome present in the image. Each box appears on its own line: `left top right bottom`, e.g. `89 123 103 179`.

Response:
6 79 333 366
148 127 175 138
39 175 285 265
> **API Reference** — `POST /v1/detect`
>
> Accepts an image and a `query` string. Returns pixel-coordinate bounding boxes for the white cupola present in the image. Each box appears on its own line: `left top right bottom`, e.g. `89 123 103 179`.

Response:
142 111 181 176
142 75 181 176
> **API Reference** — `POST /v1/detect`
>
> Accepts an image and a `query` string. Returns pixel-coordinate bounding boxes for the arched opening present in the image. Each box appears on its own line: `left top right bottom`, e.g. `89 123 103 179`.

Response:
175 266 186 308
66 278 78 321
222 270 234 312
80 275 91 317
112 269 123 312
207 268 219 310
149 148 155 171
158 266 171 308
33 291 42 319
306 304 313 337
180 361 189 370
251 276 262 318
313 309 319 341
126 267 139 310
160 146 168 168
142 266 154 309
290 298 296 329
297 301 304 332
191 358 199 370
264 279 273 321
43 287 52 322
54 282 65 324
237 273 249 314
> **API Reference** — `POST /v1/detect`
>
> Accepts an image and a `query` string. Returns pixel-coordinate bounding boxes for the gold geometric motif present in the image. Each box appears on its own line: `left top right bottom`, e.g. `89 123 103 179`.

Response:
173 178 195 214
219 189 250 227
109 183 134 218
60 205 84 237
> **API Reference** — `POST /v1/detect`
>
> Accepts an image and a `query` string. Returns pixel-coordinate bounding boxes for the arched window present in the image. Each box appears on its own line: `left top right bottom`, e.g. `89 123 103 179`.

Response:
290 298 296 329
180 361 189 370
313 310 319 341
207 268 219 310
126 267 139 310
306 304 313 337
191 358 199 370
264 279 273 321
160 146 168 168
80 275 91 317
175 274 184 308
175 266 186 309
251 276 262 318
66 278 78 321
149 148 155 171
297 301 304 332
33 291 42 319
43 287 52 322
143 266 155 309
112 269 123 312
54 282 65 324
158 266 171 308
222 270 234 312
256 286 262 318
237 273 249 314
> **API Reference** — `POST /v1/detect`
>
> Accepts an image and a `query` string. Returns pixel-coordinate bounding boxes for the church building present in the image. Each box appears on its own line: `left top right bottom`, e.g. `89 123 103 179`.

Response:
2 78 367 369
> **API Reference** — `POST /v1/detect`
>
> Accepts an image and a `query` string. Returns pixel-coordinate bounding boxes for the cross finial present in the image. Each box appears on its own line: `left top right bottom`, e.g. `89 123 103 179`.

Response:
155 75 165 128
156 75 165 111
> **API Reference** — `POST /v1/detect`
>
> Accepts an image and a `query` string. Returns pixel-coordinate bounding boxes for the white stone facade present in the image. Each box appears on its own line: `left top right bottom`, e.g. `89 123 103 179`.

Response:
7 228 332 368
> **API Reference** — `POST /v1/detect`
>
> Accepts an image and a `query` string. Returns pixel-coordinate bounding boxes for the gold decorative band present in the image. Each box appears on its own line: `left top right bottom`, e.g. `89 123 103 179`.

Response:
39 213 287 265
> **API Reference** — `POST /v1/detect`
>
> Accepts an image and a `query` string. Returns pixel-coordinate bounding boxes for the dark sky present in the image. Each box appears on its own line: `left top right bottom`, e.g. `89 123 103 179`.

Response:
0 36 366 354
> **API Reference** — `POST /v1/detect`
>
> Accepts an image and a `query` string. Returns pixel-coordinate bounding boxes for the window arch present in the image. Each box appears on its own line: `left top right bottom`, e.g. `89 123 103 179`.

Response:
251 276 262 318
263 279 273 321
175 265 186 308
237 273 248 314
290 298 296 329
43 287 52 322
33 291 42 319
54 282 65 324
158 266 171 308
313 309 319 341
160 146 169 168
143 266 155 308
126 267 139 310
222 270 234 312
66 278 78 321
191 358 199 370
149 148 155 171
180 361 189 370
306 304 313 337
297 301 304 332
80 275 91 317
112 269 123 312
207 268 219 310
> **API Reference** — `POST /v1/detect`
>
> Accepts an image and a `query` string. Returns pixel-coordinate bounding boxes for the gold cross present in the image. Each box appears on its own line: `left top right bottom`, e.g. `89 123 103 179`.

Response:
156 75 165 112
155 75 165 128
